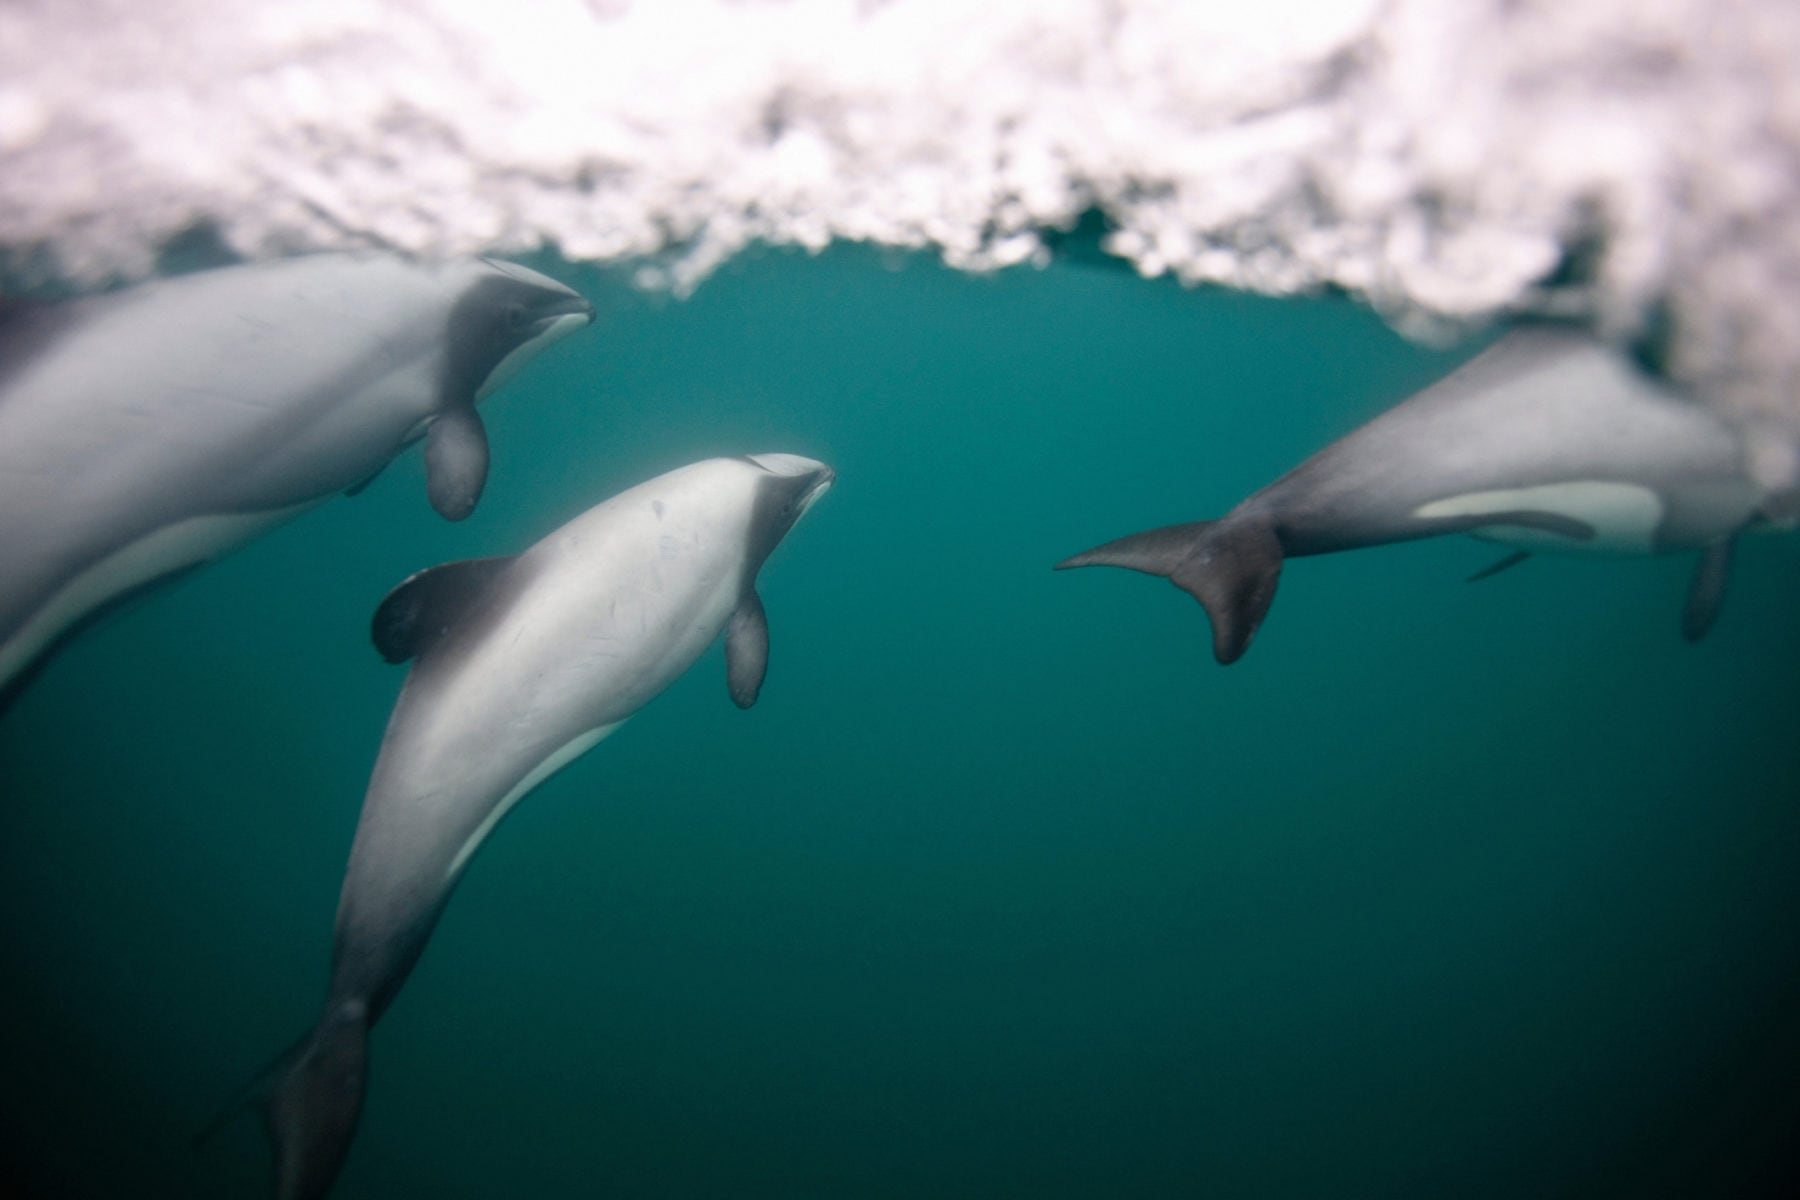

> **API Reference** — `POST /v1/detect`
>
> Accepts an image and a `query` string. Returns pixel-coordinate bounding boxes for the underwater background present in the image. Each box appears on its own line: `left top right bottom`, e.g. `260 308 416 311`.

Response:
1 244 1798 1198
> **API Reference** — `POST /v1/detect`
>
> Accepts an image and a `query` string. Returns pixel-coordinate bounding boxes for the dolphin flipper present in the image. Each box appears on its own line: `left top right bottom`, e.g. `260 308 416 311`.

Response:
1467 550 1533 582
1057 517 1283 665
725 589 769 708
1681 537 1736 642
423 406 489 521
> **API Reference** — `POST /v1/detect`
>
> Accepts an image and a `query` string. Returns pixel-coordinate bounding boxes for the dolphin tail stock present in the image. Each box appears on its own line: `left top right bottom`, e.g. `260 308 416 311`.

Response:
1055 515 1283 665
196 1001 370 1200
265 1000 371 1200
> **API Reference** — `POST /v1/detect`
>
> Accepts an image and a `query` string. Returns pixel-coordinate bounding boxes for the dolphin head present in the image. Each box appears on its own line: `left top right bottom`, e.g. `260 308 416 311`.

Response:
746 452 835 526
719 454 833 708
412 259 592 521
738 453 835 566
441 259 595 407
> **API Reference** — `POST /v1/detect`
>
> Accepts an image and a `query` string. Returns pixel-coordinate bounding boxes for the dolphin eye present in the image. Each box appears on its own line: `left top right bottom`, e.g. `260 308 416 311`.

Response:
504 302 529 331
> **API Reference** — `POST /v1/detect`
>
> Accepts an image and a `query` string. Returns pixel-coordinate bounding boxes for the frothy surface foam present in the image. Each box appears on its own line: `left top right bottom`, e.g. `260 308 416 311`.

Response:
3 0 1798 445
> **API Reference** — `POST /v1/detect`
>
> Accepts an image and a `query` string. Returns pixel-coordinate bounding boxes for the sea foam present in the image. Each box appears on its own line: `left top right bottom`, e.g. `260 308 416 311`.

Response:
3 0 1798 462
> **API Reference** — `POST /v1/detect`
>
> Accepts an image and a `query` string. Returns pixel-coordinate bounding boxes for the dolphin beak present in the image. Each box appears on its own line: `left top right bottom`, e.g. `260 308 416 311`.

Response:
799 467 835 515
535 295 595 333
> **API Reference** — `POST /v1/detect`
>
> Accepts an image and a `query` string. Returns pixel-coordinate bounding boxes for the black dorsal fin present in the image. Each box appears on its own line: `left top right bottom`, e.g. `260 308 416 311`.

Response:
371 555 515 664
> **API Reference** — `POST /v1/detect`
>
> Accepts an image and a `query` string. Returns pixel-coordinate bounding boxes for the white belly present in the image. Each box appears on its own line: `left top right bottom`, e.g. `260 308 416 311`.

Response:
0 503 312 692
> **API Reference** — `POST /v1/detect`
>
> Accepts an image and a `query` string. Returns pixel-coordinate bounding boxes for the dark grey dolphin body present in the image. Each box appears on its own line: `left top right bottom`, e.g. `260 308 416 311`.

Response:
256 454 834 1200
1058 325 1789 663
0 253 594 710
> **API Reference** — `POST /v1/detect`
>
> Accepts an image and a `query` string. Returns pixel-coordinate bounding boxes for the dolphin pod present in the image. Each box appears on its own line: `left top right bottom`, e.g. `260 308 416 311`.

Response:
0 253 594 711
1058 325 1790 663
255 454 834 1200
3 249 1794 1200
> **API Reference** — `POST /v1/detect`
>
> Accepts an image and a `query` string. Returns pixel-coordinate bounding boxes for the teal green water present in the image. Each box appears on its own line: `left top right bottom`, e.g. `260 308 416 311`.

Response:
2 245 1798 1198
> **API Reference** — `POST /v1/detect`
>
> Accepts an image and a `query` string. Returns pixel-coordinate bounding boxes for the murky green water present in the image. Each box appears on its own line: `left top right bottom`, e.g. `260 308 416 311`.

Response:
2 245 1797 1198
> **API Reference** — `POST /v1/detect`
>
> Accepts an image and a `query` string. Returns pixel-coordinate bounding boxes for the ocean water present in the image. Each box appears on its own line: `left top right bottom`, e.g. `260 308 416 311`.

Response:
2 244 1798 1199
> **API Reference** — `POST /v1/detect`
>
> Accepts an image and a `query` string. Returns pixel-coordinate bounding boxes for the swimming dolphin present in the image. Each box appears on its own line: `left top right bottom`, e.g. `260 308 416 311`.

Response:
256 453 834 1200
0 253 594 710
1056 325 1788 664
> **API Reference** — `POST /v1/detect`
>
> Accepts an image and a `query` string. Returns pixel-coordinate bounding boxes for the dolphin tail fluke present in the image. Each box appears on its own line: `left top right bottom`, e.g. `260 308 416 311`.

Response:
264 1002 370 1200
1056 516 1283 665
192 1000 368 1198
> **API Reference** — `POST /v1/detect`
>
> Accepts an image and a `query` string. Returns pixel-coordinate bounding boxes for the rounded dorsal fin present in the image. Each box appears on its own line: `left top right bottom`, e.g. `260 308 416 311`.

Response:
370 555 516 664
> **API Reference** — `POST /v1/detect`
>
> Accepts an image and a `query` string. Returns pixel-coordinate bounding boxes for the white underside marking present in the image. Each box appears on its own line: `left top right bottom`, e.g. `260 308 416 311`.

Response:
445 720 624 880
0 503 311 691
1413 481 1664 553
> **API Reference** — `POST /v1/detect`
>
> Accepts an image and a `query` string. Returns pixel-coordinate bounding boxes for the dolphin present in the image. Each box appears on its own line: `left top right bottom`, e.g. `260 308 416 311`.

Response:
0 253 595 710
253 453 834 1200
1057 325 1789 664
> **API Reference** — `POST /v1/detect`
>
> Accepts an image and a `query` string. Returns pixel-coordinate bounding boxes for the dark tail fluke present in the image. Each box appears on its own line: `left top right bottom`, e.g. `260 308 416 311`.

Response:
1055 517 1283 665
266 1002 370 1200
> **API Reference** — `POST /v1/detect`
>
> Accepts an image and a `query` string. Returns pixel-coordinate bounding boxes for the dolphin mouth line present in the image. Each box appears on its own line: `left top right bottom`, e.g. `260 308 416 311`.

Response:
797 470 835 513
534 298 595 329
